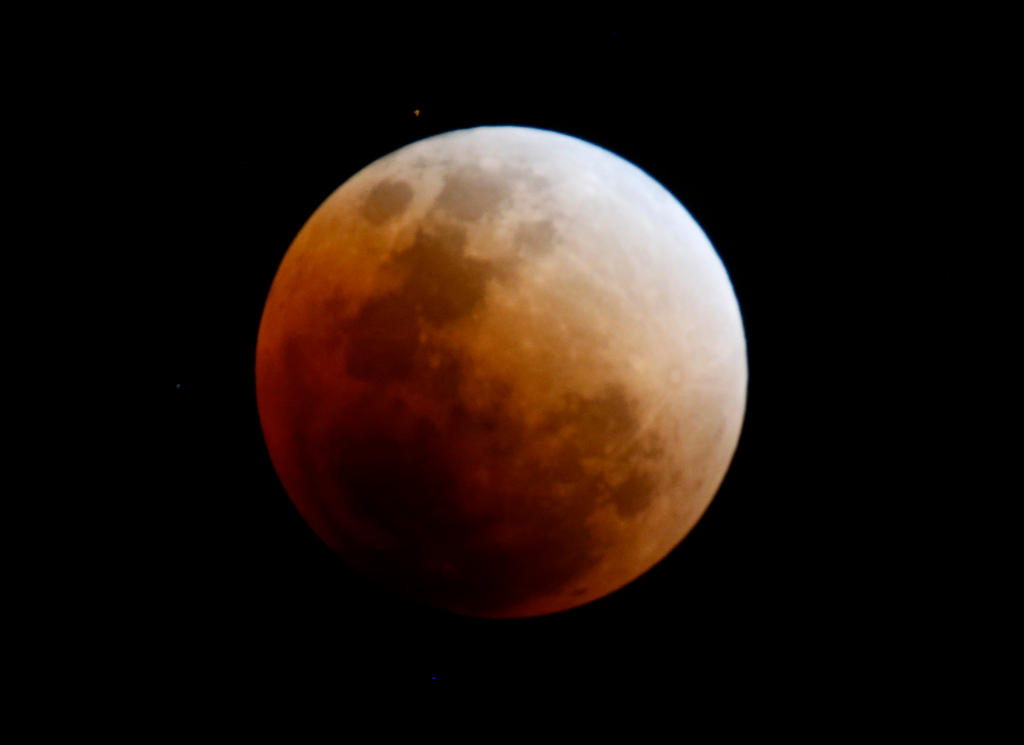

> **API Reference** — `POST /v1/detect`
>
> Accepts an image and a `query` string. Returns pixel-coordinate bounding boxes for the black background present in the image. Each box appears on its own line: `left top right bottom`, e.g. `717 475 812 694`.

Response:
145 30 898 685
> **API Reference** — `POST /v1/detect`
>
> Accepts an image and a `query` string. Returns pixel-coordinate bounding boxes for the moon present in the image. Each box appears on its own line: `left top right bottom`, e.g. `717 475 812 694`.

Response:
256 126 747 619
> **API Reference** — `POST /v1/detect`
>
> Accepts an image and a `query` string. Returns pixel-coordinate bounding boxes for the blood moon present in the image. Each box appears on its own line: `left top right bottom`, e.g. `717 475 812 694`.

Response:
256 127 747 618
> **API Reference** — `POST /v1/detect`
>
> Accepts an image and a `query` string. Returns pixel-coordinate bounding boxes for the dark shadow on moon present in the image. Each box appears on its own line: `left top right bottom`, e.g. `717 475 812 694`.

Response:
361 180 414 225
391 226 491 325
344 293 421 382
434 165 513 222
343 224 488 382
514 219 557 257
298 366 662 616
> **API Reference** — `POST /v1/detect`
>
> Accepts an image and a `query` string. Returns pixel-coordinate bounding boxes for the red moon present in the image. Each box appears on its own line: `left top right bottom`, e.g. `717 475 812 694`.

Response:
256 127 747 618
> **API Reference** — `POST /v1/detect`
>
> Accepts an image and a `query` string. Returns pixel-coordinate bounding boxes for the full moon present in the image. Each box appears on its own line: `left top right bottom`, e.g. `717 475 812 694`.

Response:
256 126 747 618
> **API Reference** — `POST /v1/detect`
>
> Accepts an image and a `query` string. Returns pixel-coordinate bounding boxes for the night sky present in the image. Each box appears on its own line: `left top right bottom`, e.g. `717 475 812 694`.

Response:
148 31 890 684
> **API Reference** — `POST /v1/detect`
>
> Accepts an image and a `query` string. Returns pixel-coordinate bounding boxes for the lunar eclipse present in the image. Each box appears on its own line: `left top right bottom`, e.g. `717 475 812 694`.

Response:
255 126 747 618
